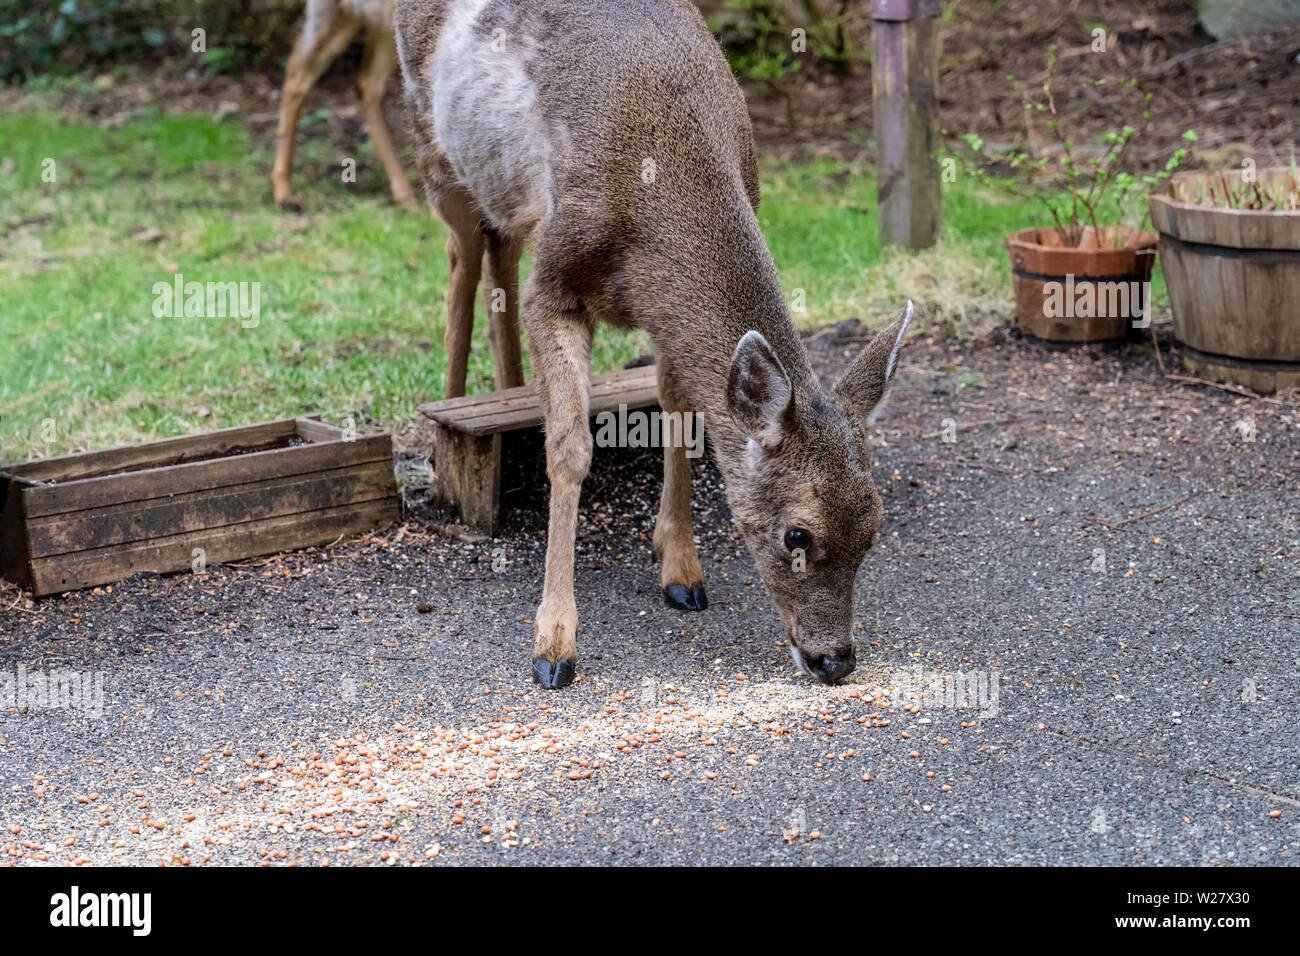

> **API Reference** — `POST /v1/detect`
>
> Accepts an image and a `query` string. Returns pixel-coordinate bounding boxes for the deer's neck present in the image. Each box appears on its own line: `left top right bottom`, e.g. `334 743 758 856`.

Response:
633 196 814 473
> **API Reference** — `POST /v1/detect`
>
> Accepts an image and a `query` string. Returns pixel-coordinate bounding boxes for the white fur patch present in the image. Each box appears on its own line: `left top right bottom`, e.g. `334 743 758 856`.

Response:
869 300 913 426
885 300 913 382
429 0 553 234
789 644 810 676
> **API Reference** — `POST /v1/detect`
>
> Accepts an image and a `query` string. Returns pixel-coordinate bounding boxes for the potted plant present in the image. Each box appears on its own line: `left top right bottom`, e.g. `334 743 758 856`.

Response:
954 46 1193 343
1147 163 1300 394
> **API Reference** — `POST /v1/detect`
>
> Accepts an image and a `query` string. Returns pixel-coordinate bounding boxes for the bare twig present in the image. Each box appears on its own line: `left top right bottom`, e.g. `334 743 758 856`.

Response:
1165 373 1280 403
1149 324 1166 374
903 458 1015 475
427 523 489 545
1094 493 1201 529
919 417 1024 439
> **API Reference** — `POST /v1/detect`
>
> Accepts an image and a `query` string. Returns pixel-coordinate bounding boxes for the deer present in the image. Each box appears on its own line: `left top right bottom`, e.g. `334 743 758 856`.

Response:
272 0 418 208
395 0 911 689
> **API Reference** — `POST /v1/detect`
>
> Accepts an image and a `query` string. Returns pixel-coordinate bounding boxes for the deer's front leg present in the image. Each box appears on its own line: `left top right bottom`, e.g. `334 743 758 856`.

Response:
530 293 594 689
653 363 707 611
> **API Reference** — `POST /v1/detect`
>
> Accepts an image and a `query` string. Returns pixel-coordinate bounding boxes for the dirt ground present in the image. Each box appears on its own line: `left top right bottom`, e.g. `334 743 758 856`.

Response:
3 328 1297 865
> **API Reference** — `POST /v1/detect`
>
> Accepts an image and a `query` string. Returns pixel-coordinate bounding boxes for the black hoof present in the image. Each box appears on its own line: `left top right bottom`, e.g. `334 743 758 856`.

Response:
533 657 576 689
663 581 708 611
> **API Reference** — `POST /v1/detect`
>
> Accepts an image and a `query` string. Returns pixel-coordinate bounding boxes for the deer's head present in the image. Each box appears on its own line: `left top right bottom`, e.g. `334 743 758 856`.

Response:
724 303 911 684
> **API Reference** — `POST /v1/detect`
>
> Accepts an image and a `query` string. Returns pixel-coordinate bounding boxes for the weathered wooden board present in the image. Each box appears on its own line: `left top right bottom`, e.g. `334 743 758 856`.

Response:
30 498 396 596
26 460 394 556
22 433 391 518
0 417 399 597
420 366 659 436
5 418 307 485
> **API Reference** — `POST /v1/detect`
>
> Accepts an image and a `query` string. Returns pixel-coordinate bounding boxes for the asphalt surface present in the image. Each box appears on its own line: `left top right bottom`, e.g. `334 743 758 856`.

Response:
2 326 1297 865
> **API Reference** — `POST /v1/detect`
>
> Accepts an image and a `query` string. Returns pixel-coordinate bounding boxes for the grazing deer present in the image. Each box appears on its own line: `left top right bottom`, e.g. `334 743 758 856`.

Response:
396 0 910 688
272 0 418 208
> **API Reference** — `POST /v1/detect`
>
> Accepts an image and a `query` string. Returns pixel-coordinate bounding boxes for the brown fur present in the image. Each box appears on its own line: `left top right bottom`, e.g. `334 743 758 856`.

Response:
395 0 909 686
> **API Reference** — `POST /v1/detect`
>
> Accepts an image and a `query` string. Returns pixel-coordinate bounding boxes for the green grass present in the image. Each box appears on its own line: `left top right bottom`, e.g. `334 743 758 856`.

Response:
0 104 1137 463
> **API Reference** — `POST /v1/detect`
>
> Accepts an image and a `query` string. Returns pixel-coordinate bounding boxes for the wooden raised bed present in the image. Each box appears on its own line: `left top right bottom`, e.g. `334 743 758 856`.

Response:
1149 168 1300 393
0 416 398 597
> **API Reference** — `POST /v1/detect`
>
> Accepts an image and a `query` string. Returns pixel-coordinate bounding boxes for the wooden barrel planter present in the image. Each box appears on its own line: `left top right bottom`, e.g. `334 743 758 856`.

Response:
1148 169 1300 394
1006 226 1158 343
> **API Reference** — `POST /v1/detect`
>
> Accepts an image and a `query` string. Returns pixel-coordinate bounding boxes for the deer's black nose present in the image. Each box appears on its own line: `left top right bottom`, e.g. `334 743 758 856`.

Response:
806 650 856 684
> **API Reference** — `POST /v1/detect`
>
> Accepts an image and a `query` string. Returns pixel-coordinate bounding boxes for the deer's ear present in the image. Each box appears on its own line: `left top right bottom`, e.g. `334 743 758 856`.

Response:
834 301 912 425
727 330 794 449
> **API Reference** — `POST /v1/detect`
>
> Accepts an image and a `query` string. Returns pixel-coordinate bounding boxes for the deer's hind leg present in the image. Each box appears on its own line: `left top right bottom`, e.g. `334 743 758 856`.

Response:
355 27 418 209
430 183 486 399
483 229 526 389
526 279 594 689
653 362 707 611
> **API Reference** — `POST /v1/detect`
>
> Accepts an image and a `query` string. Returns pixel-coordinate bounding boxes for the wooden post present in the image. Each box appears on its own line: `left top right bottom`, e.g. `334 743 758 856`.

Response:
872 0 942 249
431 425 502 536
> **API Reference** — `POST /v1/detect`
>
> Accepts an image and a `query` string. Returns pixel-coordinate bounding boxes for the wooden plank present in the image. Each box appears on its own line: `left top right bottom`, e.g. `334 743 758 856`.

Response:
23 434 392 519
29 498 398 596
873 13 942 249
452 382 660 437
294 417 345 443
26 460 396 557
0 473 35 589
420 366 660 436
1 418 303 484
424 366 656 416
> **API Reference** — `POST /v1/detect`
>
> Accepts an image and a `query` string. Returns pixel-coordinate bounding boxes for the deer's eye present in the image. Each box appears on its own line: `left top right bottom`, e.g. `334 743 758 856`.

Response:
784 528 812 552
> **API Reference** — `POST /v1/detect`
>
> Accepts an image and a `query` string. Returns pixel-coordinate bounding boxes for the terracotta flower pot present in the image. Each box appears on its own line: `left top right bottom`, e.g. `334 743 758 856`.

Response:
1006 226 1159 343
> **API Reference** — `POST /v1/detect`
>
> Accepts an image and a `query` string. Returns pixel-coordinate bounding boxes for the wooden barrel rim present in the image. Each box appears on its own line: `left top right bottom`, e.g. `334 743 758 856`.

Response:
1157 232 1300 263
1149 173 1300 250
1178 343 1300 374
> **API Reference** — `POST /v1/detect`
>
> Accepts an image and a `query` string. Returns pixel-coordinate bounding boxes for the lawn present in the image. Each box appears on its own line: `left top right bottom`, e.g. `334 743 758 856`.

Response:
0 103 1119 463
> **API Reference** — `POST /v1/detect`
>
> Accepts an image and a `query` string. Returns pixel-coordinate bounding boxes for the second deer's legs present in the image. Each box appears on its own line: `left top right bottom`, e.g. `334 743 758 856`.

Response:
653 361 707 611
272 1 361 204
355 28 418 209
527 280 594 689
